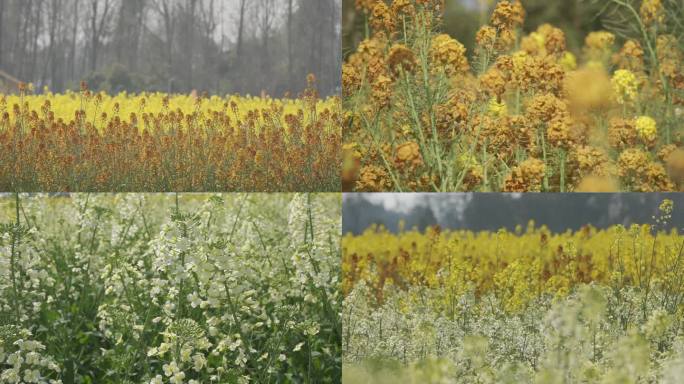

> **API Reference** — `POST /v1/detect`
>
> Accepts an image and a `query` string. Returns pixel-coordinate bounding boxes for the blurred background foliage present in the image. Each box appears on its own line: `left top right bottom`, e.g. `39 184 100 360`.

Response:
343 193 684 234
343 0 607 57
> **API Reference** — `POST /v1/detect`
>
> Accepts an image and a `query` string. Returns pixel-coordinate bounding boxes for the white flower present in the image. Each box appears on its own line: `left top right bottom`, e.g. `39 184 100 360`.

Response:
1 368 20 384
162 361 180 377
47 361 61 372
24 351 41 365
187 292 202 308
192 353 207 371
158 343 171 355
150 375 163 384
180 348 193 363
169 371 186 384
278 354 286 362
6 352 24 368
23 369 41 383
293 342 305 352
163 302 175 314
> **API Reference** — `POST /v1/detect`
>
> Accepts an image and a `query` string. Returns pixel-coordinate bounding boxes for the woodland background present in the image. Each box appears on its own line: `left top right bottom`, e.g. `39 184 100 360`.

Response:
0 0 342 96
343 194 684 234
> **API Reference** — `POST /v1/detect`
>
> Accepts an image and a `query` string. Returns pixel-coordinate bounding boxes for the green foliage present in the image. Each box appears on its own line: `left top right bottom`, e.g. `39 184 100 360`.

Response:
0 193 342 383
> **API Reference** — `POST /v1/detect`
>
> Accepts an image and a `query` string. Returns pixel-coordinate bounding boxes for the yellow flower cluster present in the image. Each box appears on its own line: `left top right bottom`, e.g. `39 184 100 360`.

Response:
343 216 682 311
0 87 341 191
1 91 335 128
635 115 657 142
611 69 639 105
343 0 684 192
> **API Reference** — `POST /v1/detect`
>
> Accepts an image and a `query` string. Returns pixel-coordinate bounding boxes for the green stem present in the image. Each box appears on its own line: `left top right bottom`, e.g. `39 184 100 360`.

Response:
10 192 21 321
559 150 566 193
541 129 549 191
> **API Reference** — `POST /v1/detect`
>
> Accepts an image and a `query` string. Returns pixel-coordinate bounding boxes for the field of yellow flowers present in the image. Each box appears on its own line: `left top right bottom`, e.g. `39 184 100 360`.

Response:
343 200 684 382
343 0 684 192
0 193 341 383
0 79 340 192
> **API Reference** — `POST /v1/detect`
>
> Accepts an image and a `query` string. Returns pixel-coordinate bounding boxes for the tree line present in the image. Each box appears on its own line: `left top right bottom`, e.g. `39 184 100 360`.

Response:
0 0 341 96
343 194 684 235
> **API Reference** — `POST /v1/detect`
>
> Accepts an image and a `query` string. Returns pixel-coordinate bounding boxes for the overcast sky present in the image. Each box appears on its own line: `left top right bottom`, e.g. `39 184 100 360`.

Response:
350 193 522 220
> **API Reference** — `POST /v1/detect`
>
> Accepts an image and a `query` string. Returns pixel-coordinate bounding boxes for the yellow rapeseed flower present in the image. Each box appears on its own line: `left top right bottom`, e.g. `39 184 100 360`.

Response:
559 51 577 71
611 69 638 104
635 116 657 142
487 97 508 117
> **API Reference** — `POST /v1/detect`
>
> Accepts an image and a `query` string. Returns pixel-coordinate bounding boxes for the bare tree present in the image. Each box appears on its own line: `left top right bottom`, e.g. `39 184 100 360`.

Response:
45 0 63 89
287 0 294 85
87 0 114 72
69 0 80 82
0 0 341 96
256 0 277 88
151 0 176 89
115 0 147 71
236 0 248 58
0 0 5 69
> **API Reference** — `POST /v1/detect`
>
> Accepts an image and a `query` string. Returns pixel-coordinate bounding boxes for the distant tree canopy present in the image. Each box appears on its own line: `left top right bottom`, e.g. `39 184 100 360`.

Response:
0 0 341 96
342 194 684 235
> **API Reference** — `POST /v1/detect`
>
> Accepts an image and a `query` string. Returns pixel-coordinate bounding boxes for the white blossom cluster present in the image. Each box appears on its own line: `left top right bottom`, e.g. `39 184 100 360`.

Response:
0 326 62 384
0 193 341 383
344 283 684 383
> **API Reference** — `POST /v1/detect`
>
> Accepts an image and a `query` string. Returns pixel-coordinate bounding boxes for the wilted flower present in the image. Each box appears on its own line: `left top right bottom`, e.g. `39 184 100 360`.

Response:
387 44 417 77
504 158 546 192
475 25 497 51
357 165 393 191
430 34 469 76
370 1 395 34
395 141 423 168
640 0 664 26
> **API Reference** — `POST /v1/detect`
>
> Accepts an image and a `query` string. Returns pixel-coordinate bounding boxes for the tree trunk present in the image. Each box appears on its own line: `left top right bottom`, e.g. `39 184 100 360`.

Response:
131 0 146 71
237 0 246 57
115 0 145 71
161 1 174 81
90 0 99 72
29 0 41 81
70 0 79 84
0 0 5 69
17 0 32 79
287 0 294 88
48 0 63 91
186 0 197 90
